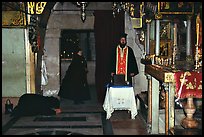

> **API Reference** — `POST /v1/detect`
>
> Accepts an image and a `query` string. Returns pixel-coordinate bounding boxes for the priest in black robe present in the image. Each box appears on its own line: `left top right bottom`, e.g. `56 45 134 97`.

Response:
110 33 139 85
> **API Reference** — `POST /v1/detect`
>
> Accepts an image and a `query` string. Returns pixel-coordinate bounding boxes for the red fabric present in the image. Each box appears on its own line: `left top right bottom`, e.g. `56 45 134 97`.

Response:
117 47 127 75
174 71 202 99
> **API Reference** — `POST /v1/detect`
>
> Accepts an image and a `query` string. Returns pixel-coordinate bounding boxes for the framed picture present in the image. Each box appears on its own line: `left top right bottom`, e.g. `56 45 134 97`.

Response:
2 11 26 27
2 2 27 27
131 18 143 29
158 2 194 15
160 40 172 57
160 21 171 40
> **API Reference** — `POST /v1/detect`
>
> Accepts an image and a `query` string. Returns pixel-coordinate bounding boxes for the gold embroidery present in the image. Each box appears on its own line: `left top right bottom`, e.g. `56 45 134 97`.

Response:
179 78 188 85
198 80 202 90
198 85 202 90
164 73 174 82
179 72 191 85
186 82 195 90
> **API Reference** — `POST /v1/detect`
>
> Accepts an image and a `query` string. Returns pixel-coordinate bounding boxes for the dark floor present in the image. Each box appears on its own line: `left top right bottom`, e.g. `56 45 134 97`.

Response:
2 86 202 135
2 86 148 135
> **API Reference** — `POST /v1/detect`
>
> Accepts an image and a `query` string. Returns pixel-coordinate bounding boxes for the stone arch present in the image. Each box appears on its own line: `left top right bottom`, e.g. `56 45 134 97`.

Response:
38 2 96 96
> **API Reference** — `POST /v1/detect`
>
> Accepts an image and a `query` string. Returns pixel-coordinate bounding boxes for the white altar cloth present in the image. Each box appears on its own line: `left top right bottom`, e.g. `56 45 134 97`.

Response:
103 86 138 119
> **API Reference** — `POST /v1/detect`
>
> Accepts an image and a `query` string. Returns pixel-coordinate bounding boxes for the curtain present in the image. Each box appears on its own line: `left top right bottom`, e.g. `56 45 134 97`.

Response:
94 10 124 103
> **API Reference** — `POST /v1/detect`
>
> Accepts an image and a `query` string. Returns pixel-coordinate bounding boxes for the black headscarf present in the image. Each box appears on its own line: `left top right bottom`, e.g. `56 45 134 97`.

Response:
119 33 127 39
119 33 127 48
72 46 81 54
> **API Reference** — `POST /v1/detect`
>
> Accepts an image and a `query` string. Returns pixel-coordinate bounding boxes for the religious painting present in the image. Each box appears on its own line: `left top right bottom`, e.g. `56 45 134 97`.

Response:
158 2 194 15
160 21 171 40
160 41 172 57
2 2 26 27
131 18 142 29
2 11 26 27
131 2 144 29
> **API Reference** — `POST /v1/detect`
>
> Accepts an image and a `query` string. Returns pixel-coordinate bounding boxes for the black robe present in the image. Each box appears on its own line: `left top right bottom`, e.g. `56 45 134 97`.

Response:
110 45 139 85
58 54 90 101
11 94 60 117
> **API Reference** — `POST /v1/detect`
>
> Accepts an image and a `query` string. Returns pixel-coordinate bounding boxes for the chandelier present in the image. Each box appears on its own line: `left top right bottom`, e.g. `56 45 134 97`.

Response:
112 2 135 17
75 2 89 22
73 2 140 22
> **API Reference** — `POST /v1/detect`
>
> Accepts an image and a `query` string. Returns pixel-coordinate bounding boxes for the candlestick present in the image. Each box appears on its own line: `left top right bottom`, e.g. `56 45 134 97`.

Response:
196 23 199 46
195 45 199 70
173 23 177 46
172 45 176 69
196 13 201 46
195 14 201 70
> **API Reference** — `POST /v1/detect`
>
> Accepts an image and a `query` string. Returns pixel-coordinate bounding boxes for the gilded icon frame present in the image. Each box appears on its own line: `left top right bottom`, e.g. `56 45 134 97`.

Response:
158 2 194 15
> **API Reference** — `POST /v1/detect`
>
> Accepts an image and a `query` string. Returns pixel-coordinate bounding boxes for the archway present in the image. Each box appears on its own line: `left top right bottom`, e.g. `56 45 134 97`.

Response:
37 2 124 104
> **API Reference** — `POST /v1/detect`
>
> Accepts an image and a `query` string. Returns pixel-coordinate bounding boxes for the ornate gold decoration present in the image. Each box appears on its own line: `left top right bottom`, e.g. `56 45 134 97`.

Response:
198 82 202 90
27 2 47 14
155 13 162 19
158 2 194 15
164 72 174 83
2 11 26 27
145 19 152 23
131 17 142 28
112 2 134 18
186 82 195 89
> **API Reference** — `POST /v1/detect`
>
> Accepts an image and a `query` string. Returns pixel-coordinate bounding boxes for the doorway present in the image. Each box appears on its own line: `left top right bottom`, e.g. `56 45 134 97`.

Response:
60 29 97 104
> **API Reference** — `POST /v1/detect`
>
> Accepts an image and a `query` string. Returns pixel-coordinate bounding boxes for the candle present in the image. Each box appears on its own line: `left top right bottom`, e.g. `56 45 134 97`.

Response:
196 13 201 46
196 22 199 46
173 23 177 46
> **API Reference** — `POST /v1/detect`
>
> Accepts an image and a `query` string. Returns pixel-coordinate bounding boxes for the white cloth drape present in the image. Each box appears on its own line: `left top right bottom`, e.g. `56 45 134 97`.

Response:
103 86 138 119
41 56 48 85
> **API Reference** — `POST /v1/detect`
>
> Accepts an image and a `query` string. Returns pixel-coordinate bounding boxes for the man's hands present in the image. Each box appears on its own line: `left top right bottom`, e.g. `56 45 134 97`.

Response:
111 72 115 77
55 108 62 114
111 73 135 77
130 73 135 77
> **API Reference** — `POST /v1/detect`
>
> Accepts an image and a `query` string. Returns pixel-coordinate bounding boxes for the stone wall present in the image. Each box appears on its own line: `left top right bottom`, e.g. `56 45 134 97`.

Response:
125 12 148 95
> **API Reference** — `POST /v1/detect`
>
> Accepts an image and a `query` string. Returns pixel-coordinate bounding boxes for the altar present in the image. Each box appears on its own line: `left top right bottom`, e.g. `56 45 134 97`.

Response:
144 64 202 134
103 85 138 119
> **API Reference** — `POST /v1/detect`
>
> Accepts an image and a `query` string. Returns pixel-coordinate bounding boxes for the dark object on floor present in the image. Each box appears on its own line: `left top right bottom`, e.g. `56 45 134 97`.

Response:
10 94 60 117
5 99 13 114
34 116 86 121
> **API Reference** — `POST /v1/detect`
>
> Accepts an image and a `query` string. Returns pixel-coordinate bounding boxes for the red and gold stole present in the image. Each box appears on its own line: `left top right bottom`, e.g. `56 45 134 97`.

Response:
116 45 128 81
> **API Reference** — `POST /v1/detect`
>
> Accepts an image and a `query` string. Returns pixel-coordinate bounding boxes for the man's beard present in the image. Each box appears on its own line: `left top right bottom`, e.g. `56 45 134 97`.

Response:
120 43 126 48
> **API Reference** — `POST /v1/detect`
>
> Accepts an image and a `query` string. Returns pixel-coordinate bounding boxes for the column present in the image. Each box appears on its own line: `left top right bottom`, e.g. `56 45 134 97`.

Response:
163 83 169 135
146 74 152 134
172 22 177 69
186 16 192 56
146 19 151 56
155 19 160 56
168 82 175 134
151 77 160 134
185 15 194 70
